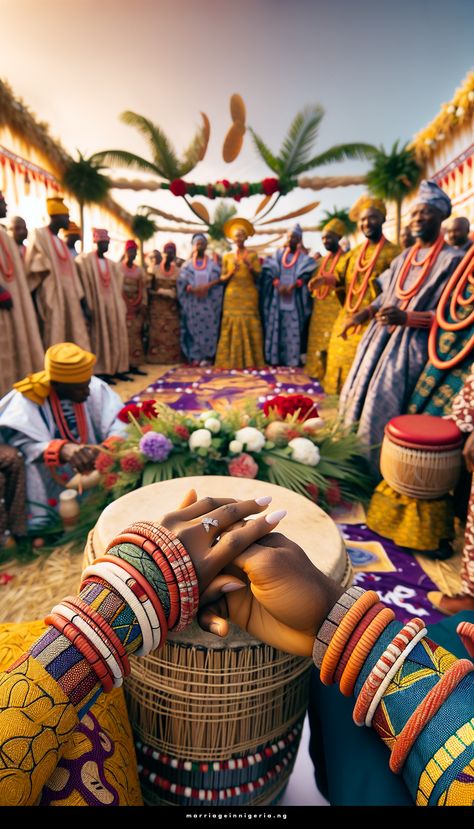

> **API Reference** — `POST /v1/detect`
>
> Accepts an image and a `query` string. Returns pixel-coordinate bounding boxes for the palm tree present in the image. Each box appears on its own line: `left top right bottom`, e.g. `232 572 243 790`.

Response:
317 206 356 236
365 141 423 243
61 152 110 250
132 211 157 265
249 105 376 217
93 111 210 223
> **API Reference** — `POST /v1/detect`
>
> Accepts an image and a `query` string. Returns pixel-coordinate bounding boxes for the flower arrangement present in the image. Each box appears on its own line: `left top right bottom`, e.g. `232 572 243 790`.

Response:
165 176 296 202
96 393 374 513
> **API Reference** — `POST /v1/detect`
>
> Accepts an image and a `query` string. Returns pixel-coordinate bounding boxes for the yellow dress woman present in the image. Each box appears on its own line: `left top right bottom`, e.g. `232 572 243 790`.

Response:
215 218 265 369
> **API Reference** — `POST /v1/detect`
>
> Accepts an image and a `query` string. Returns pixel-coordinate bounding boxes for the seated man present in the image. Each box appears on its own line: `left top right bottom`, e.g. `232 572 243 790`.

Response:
0 343 127 528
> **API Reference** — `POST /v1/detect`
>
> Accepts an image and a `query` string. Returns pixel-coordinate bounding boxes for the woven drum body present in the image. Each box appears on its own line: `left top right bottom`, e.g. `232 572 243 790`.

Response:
84 476 352 806
380 415 463 500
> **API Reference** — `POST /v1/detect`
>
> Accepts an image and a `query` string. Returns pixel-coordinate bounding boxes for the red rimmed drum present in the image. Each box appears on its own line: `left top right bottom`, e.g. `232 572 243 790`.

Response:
379 414 463 500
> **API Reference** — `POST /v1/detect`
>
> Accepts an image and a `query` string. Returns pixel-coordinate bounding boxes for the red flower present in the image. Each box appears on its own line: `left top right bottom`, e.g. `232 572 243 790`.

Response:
175 424 190 440
306 483 319 502
95 452 115 473
220 179 230 190
47 498 58 507
141 399 158 418
141 424 153 433
120 453 144 473
240 183 250 197
263 394 317 421
118 403 141 423
261 177 280 196
103 472 119 490
228 453 259 479
234 195 242 202
326 479 342 507
169 178 188 197
0 573 14 586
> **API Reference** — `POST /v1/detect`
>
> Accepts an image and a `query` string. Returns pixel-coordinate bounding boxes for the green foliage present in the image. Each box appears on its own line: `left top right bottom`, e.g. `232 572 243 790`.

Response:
208 201 237 241
132 212 157 241
366 141 423 204
62 152 110 204
250 105 376 179
317 206 356 235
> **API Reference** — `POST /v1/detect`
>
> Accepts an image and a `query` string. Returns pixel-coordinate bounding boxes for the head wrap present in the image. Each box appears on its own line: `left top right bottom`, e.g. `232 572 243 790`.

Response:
92 228 110 243
163 241 177 254
64 221 81 236
290 223 303 239
322 218 346 238
13 343 96 405
125 239 138 252
192 233 207 246
47 197 69 217
349 195 387 222
414 179 451 219
223 217 255 240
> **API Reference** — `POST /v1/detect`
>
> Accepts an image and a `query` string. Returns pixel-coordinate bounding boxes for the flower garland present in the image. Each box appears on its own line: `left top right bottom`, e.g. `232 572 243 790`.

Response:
165 176 297 202
95 393 374 513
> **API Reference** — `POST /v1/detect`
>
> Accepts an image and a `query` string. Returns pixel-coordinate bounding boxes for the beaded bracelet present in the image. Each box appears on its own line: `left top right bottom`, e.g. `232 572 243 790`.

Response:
353 618 425 726
106 534 173 622
81 561 157 656
62 594 130 677
456 621 474 658
44 439 68 467
95 554 168 646
320 591 380 686
389 658 474 774
44 612 114 693
364 627 428 729
153 524 199 610
339 607 395 697
334 602 386 685
51 602 124 687
312 586 365 669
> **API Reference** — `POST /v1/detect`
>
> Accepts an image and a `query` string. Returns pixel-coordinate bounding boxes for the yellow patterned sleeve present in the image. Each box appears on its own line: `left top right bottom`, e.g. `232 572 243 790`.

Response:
0 656 78 806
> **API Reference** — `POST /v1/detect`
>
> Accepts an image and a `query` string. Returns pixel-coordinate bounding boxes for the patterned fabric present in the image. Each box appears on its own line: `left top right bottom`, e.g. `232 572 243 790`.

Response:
177 256 223 362
339 243 460 477
0 444 27 538
215 251 265 369
147 267 182 364
367 481 454 551
121 264 148 366
306 252 347 380
324 239 400 394
447 371 474 595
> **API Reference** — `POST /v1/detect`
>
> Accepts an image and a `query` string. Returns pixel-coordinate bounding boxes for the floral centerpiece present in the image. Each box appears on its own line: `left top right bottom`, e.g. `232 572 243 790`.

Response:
95 394 374 513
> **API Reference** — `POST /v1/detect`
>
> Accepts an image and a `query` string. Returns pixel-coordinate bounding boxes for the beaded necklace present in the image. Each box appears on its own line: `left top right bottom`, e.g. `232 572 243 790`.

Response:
314 248 342 300
281 247 300 269
122 263 143 307
97 254 111 288
345 236 386 314
49 388 88 444
395 234 445 310
192 252 208 270
428 244 474 370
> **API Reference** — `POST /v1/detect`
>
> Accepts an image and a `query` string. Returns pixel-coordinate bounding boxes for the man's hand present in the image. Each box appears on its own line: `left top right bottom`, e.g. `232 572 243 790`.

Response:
376 306 407 327
59 443 100 474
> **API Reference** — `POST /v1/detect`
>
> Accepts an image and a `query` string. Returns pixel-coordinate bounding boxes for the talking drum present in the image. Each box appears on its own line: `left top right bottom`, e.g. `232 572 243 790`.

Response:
379 415 463 500
84 476 352 806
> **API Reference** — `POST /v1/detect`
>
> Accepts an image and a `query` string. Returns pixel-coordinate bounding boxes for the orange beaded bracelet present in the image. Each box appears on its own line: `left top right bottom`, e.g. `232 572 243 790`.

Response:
320 591 380 686
339 607 395 697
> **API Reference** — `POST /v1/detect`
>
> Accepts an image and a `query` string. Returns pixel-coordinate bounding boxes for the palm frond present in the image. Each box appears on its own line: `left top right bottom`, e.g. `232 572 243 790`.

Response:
121 111 181 179
180 113 211 175
62 152 110 204
295 142 377 175
259 200 320 226
366 141 422 202
317 206 356 235
139 204 198 225
248 128 281 174
131 213 157 242
208 201 237 241
93 149 161 176
278 106 324 177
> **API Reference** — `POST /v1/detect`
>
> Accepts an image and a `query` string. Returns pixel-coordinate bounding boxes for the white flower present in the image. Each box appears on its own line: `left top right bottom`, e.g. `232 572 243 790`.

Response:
447 104 456 114
456 106 465 117
229 440 243 454
204 417 221 434
289 437 320 466
189 429 212 450
234 426 266 453
302 417 324 432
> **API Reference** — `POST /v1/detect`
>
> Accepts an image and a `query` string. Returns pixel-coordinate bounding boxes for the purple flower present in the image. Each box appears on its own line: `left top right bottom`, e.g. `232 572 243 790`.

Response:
139 431 173 462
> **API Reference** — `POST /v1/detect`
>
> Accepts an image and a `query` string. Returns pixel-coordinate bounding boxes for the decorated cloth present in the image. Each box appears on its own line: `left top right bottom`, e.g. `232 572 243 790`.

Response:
119 262 148 366
177 255 223 363
147 262 182 364
0 619 142 806
0 226 43 398
339 242 462 477
76 252 129 375
309 610 474 806
0 443 27 538
215 250 265 369
13 342 96 405
260 248 315 367
324 239 399 394
0 376 126 527
415 179 452 219
306 250 348 380
25 227 90 351
446 370 474 595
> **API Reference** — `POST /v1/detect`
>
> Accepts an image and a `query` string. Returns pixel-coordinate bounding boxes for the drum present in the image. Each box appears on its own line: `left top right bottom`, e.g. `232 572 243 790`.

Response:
84 476 352 806
379 415 463 500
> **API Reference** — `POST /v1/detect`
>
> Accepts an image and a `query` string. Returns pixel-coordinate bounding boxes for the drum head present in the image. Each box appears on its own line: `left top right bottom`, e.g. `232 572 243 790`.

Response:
95 476 349 585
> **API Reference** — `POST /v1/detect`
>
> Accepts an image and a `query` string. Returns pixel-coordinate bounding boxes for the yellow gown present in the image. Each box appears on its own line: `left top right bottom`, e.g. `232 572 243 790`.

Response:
324 239 400 394
215 250 265 369
306 251 348 380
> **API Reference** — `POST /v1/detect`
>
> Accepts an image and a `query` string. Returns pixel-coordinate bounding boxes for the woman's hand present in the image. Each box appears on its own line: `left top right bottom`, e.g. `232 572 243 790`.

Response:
199 531 344 656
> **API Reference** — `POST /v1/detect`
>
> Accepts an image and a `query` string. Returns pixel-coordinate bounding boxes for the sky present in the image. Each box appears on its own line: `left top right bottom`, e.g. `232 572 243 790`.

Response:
1 0 473 254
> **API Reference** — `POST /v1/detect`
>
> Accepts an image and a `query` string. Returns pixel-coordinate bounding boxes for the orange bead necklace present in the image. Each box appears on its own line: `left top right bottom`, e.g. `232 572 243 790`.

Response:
345 236 386 313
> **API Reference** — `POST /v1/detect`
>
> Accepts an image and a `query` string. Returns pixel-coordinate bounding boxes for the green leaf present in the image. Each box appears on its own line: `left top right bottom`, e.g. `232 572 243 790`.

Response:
294 142 377 176
121 111 181 180
93 149 162 177
278 106 324 177
248 128 281 174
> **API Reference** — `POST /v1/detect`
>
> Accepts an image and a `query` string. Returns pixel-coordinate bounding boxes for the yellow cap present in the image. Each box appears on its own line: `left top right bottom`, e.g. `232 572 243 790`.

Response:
223 217 255 240
46 197 69 216
323 218 346 237
349 195 386 222
14 343 96 404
